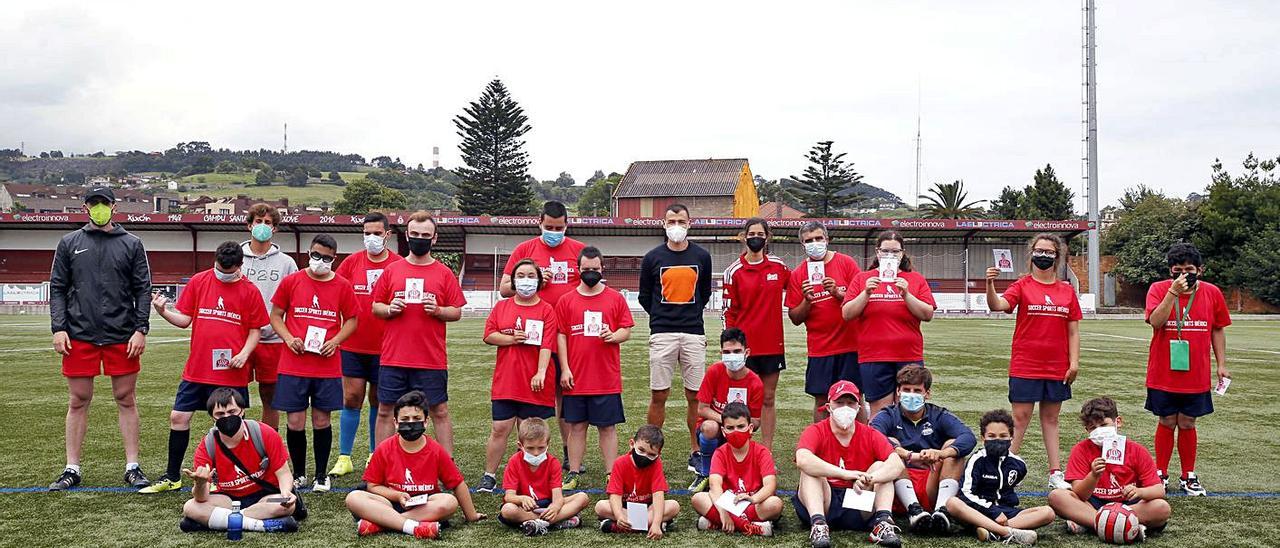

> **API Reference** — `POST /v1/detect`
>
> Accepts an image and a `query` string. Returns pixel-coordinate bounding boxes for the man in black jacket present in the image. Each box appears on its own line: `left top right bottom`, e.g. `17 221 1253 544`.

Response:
48 187 154 491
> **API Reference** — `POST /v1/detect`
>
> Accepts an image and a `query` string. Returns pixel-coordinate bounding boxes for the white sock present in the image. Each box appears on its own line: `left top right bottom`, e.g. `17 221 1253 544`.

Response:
937 479 960 509
894 478 920 507
66 464 81 475
209 507 231 530
242 517 266 532
126 462 140 471
402 519 420 535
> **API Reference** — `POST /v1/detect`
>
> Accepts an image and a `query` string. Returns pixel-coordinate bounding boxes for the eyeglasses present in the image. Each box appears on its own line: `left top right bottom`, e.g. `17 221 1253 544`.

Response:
309 252 336 263
877 248 903 255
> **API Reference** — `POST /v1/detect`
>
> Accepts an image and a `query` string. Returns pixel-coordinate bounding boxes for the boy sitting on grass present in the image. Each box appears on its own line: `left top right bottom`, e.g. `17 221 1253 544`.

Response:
691 402 783 536
596 424 681 539
946 409 1055 545
498 417 590 535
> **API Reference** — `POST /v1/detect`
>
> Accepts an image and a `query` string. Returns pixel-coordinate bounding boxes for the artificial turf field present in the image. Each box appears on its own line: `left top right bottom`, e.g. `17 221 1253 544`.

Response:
1 314 1278 547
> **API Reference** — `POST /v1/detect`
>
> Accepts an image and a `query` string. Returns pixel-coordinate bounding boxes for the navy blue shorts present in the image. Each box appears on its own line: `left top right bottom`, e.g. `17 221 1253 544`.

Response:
273 374 343 412
498 498 553 527
746 354 786 375
1008 377 1073 403
174 381 250 413
378 366 448 406
492 399 555 421
340 350 381 381
957 493 1024 521
860 361 923 402
806 352 861 396
792 489 873 531
1144 388 1213 418
561 394 625 426
1089 496 1139 510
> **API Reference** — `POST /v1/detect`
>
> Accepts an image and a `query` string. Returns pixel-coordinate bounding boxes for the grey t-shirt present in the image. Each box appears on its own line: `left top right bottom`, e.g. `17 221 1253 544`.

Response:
240 241 299 343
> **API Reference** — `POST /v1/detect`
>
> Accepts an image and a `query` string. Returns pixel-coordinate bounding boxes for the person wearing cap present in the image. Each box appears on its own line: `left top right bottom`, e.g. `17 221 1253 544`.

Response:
48 186 154 491
794 381 904 548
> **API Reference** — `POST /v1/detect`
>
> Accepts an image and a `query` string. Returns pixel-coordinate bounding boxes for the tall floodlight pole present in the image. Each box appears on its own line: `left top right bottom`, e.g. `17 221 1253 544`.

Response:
1083 0 1101 300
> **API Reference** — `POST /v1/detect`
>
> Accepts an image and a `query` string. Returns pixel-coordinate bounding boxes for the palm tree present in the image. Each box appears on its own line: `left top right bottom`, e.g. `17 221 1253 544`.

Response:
918 180 986 218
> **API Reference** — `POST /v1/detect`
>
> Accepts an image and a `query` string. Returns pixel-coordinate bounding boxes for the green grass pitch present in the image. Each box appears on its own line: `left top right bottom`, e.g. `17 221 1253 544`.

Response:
0 314 1277 547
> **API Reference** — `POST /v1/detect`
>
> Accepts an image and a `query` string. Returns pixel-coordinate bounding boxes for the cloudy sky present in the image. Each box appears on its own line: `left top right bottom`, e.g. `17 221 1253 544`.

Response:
2 1 1276 210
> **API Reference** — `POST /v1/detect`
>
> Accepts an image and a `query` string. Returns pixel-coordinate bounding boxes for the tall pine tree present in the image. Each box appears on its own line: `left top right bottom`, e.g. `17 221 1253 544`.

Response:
453 79 535 215
789 141 862 217
989 185 1029 219
1025 164 1075 219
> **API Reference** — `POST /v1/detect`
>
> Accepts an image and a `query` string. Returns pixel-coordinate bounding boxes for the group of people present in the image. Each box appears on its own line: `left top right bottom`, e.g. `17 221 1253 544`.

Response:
47 190 1232 546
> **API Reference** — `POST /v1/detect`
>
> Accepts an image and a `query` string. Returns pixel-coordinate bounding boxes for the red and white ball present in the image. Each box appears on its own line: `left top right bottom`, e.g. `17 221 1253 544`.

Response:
1095 502 1141 544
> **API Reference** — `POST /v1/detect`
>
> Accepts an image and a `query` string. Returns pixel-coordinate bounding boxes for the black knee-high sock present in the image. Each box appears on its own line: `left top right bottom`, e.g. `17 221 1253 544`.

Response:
313 427 332 479
167 428 190 480
287 428 307 478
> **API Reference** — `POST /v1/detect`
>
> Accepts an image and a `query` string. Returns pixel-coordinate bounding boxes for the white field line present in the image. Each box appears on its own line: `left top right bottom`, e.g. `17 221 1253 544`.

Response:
0 337 190 354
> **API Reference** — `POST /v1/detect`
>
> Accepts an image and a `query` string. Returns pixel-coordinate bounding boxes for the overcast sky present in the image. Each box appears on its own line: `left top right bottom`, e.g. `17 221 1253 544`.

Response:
2 1 1276 210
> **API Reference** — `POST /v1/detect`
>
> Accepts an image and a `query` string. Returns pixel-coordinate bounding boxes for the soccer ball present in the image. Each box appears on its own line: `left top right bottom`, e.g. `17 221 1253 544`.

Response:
1095 502 1141 544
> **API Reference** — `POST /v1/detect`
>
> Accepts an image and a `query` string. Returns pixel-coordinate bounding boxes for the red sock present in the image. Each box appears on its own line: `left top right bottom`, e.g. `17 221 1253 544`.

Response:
1154 423 1175 475
1177 427 1197 477
704 510 722 528
729 513 752 531
744 505 762 522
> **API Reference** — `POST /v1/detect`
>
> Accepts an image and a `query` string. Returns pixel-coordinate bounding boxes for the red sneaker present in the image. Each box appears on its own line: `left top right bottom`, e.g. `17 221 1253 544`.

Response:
356 519 383 536
413 521 440 540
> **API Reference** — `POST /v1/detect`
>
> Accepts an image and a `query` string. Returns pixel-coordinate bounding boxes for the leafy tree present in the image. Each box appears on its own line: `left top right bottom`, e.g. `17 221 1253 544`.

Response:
1235 227 1280 306
1194 153 1280 295
334 179 409 214
917 180 985 218
1103 191 1198 287
1118 184 1162 212
554 171 575 187
49 150 64 158
585 170 606 185
39 152 49 158
788 141 862 217
988 186 1028 219
286 167 309 187
1025 164 1074 219
328 171 342 182
214 160 239 174
371 156 396 169
578 173 620 216
453 79 535 215
63 172 86 185
255 167 275 185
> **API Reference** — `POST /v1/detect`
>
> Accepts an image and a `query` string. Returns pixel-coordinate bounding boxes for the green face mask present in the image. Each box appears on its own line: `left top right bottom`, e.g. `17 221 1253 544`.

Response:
88 203 113 226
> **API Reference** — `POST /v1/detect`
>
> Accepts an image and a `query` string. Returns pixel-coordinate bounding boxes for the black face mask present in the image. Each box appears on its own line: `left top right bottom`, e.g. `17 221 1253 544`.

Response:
581 270 603 288
397 421 426 441
1031 256 1056 271
1184 272 1198 289
215 414 243 437
745 237 767 253
407 237 433 256
632 449 657 469
984 439 1011 458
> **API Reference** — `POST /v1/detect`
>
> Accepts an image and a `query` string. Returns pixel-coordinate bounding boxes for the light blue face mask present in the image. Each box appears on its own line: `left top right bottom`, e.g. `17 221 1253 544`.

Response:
541 229 565 248
250 223 273 243
899 392 926 413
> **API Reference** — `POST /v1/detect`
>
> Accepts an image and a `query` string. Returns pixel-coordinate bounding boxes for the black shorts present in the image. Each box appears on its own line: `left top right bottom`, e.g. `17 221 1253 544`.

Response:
378 366 448 406
492 399 556 421
174 382 250 413
860 361 923 401
340 350 381 381
1008 377 1072 403
232 490 307 520
498 498 553 527
746 354 786 376
1089 496 1140 510
1144 388 1213 418
272 374 342 412
792 489 873 531
957 493 1024 521
806 352 860 396
561 394 625 426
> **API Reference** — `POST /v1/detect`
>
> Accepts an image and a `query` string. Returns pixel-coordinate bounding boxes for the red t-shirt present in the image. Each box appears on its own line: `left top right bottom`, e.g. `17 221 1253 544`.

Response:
710 441 777 495
1065 438 1161 501
191 422 288 498
1002 276 1083 380
337 251 404 355
503 450 565 501
363 436 464 496
606 453 669 503
697 362 764 423
1144 280 1231 393
553 288 635 396
785 253 861 357
846 270 936 363
270 271 360 378
796 420 895 489
175 270 269 386
374 260 467 370
723 254 789 357
503 237 588 306
484 298 559 407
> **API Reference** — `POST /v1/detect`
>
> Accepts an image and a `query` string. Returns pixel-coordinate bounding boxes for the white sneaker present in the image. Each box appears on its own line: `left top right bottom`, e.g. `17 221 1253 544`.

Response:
754 521 774 537
697 516 713 531
1048 470 1071 490
311 475 331 493
1007 528 1038 545
1181 472 1207 496
293 475 311 490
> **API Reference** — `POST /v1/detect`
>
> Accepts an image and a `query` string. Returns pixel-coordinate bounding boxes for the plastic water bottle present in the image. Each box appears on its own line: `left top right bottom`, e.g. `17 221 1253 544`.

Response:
227 500 243 541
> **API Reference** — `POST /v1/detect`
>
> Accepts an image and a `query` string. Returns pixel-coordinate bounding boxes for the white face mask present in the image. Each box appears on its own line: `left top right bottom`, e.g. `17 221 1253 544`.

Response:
514 277 539 298
722 353 746 372
665 225 688 243
831 405 858 430
1089 425 1118 446
363 234 386 254
523 450 548 467
214 268 239 283
309 258 332 275
804 241 828 260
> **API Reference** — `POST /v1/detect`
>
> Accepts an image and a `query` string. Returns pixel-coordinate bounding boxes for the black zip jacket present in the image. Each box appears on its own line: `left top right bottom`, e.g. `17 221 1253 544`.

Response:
49 224 152 344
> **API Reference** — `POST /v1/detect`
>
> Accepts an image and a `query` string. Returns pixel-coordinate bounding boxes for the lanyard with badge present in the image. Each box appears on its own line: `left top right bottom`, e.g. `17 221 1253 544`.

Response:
1169 288 1197 372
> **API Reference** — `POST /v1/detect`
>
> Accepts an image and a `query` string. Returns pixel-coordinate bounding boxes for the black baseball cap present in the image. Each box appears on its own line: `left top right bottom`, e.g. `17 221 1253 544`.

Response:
84 187 115 204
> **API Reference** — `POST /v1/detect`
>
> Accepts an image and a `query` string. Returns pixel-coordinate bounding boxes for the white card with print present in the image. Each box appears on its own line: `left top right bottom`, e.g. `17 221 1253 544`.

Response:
727 387 748 405
404 278 425 304
212 349 233 371
807 260 826 284
304 326 327 354
1102 434 1127 465
715 490 750 517
583 311 603 337
993 249 1014 273
626 501 649 530
403 494 431 507
523 319 544 346
549 260 569 284
878 256 899 282
842 487 876 511
365 269 384 290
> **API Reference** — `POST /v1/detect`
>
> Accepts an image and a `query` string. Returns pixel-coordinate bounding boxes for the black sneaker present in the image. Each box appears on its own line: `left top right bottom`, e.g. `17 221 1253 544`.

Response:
124 467 151 489
179 517 210 533
49 468 81 491
261 516 299 533
931 507 953 535
600 518 622 534
906 502 932 533
477 474 499 493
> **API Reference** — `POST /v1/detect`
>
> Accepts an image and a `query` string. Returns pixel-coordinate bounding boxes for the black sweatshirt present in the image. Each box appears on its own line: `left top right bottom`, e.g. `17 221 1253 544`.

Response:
638 242 713 334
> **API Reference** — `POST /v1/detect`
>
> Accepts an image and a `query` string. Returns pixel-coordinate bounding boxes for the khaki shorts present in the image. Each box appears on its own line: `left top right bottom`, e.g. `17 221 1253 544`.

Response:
648 332 707 391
